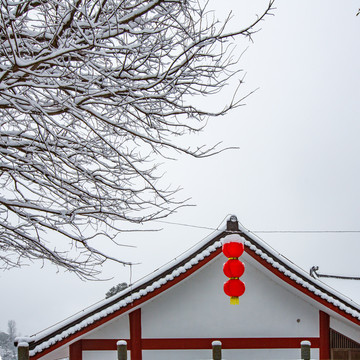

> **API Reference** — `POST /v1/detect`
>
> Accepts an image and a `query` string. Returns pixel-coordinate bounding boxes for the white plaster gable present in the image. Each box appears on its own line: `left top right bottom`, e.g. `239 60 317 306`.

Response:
31 346 69 360
141 253 319 339
83 351 130 360
83 315 129 340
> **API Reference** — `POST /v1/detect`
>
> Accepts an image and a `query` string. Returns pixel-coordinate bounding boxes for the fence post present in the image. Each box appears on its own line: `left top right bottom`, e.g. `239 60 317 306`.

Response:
117 340 127 360
301 340 311 360
212 340 222 360
17 342 29 360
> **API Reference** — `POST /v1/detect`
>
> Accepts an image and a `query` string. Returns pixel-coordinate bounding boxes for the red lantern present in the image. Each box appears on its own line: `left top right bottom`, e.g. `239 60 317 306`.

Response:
223 259 245 278
222 235 245 305
223 279 245 305
222 242 244 258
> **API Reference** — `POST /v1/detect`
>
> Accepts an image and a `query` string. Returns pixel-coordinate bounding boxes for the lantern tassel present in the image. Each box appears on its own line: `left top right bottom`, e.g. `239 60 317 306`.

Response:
230 296 239 305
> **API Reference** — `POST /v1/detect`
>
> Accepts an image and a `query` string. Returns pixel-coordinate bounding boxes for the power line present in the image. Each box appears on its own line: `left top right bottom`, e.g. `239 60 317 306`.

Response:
155 220 360 234
154 220 218 231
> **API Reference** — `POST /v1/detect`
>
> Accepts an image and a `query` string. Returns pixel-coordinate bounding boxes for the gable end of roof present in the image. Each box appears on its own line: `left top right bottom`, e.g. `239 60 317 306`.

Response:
18 216 360 359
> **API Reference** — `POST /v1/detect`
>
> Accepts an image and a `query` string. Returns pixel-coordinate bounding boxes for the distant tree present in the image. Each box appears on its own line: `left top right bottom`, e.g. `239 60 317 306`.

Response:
0 332 9 345
105 282 128 299
0 321 17 360
0 331 10 359
0 0 274 279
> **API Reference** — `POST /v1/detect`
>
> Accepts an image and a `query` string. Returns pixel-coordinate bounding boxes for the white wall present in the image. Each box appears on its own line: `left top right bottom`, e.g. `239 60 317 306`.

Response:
83 350 129 360
83 315 129 339
141 253 319 338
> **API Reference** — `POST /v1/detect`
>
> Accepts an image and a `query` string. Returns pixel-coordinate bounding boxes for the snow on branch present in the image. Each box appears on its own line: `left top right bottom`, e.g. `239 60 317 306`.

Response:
0 0 274 278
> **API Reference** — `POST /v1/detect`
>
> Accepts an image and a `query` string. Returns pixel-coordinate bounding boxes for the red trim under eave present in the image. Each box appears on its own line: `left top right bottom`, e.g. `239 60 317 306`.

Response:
244 247 360 327
30 247 222 360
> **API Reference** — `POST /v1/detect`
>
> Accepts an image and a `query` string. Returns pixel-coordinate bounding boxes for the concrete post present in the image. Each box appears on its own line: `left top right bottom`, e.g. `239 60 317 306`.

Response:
17 342 29 360
212 340 222 360
117 340 127 360
301 340 311 360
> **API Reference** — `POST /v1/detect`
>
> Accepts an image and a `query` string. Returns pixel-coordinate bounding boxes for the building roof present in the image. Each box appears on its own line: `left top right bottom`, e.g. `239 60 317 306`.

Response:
17 215 360 359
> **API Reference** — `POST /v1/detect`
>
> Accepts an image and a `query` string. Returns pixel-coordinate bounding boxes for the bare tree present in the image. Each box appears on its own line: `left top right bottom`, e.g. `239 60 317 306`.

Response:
0 0 274 278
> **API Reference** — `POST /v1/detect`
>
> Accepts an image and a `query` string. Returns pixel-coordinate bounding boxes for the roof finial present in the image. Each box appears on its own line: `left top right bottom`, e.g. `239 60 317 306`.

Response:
227 215 239 231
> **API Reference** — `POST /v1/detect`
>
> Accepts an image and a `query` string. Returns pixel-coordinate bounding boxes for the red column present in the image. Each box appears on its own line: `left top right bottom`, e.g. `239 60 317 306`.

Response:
129 308 142 360
319 310 330 360
69 340 83 360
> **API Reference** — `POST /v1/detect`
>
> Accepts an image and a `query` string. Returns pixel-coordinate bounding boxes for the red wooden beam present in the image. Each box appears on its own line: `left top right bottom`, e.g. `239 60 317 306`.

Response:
129 309 142 360
82 339 131 351
319 310 330 359
69 340 82 360
142 337 320 350
79 337 320 351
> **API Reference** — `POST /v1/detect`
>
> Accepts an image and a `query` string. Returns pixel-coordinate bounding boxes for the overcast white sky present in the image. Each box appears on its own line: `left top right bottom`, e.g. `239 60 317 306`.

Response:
1 0 360 337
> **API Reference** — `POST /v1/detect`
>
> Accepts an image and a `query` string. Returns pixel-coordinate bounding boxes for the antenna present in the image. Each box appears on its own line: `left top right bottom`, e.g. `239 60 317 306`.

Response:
310 266 360 280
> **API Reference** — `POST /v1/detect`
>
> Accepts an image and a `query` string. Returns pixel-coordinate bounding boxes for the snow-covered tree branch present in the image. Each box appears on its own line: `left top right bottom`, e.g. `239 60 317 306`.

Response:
0 0 274 278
